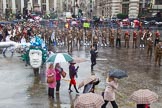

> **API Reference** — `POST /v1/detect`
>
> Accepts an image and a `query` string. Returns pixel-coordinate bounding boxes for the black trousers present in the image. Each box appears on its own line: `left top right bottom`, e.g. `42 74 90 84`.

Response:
154 39 159 46
102 100 118 108
116 38 121 48
48 87 54 98
91 58 96 70
56 80 60 91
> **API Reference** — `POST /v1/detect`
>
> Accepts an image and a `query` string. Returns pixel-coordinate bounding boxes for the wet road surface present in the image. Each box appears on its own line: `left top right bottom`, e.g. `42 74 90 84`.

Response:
0 44 162 108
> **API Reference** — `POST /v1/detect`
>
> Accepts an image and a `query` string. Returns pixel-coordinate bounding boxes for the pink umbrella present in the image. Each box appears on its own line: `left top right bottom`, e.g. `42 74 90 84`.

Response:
130 89 158 104
74 93 104 108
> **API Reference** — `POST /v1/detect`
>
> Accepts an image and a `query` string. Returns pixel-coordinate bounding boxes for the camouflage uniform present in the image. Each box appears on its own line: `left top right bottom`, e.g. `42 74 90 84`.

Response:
155 42 162 66
67 31 73 52
147 37 153 57
133 30 138 48
109 29 114 47
124 31 130 48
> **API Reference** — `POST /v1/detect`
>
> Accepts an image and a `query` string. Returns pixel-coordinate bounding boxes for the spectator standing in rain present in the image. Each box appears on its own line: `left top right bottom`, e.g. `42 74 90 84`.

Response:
46 63 56 99
55 63 63 93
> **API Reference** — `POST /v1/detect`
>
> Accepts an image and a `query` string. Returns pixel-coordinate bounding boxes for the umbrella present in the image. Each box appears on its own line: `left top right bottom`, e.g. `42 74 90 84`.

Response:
74 93 104 108
134 20 139 23
130 89 158 104
71 21 78 25
46 53 73 63
109 69 128 79
78 75 97 89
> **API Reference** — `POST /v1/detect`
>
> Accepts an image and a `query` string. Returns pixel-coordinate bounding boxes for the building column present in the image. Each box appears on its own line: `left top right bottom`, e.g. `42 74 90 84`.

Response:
46 0 50 14
2 0 6 14
21 0 24 14
38 0 41 11
12 0 16 13
54 0 57 11
28 0 33 11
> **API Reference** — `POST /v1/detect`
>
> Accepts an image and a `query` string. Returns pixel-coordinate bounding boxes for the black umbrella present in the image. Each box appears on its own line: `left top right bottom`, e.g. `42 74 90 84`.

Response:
109 69 128 79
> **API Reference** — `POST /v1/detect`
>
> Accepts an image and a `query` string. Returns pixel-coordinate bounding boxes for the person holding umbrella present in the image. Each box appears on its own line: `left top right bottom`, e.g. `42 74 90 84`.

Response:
68 61 79 93
130 89 158 108
101 76 118 108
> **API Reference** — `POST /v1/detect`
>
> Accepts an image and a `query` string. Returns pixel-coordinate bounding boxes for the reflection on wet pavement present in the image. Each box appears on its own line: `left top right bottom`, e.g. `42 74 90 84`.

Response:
0 45 162 108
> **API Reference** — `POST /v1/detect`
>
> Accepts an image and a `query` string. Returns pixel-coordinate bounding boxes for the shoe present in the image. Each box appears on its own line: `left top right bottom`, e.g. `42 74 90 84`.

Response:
69 89 73 93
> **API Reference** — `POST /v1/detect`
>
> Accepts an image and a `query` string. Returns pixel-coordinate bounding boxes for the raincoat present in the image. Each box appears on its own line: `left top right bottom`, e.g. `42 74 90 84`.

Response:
46 68 56 88
104 80 118 101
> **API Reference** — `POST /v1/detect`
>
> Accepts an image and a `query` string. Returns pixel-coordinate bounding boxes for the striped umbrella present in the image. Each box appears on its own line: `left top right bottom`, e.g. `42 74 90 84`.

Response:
130 89 158 104
74 93 104 108
46 53 73 63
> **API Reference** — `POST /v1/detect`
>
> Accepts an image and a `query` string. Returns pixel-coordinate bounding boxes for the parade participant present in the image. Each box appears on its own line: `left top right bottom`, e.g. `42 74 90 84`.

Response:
155 41 162 66
116 28 121 48
68 61 79 93
124 30 130 48
93 35 98 51
67 30 73 52
101 76 118 108
55 63 63 93
154 30 160 47
102 29 108 47
90 45 97 71
109 29 115 47
147 36 153 57
76 29 81 47
139 29 145 48
46 63 56 99
133 30 138 48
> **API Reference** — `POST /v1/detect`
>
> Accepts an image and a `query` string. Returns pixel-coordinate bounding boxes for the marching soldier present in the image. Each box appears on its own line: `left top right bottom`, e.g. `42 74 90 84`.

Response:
93 35 98 51
67 30 73 52
109 29 115 47
102 29 107 47
76 29 81 47
133 30 138 48
154 30 160 47
139 29 144 48
147 36 153 57
155 41 162 66
116 28 121 48
124 30 130 48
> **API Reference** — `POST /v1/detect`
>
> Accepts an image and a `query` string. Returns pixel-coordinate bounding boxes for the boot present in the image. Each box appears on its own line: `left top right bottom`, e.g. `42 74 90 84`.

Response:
68 84 73 92
74 85 79 93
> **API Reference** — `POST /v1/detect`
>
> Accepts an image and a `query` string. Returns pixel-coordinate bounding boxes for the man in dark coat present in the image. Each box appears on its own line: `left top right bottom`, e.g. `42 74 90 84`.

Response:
90 46 97 71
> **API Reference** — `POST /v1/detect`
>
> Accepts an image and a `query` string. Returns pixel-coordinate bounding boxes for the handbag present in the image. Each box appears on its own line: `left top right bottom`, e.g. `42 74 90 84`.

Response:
47 76 54 83
61 71 66 78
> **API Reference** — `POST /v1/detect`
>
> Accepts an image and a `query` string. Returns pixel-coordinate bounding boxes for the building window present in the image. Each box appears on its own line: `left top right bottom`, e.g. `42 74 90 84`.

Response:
42 0 46 3
122 4 129 14
155 0 162 5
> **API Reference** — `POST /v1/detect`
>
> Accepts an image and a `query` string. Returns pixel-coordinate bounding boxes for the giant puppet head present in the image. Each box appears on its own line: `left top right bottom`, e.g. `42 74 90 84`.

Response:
29 49 42 68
